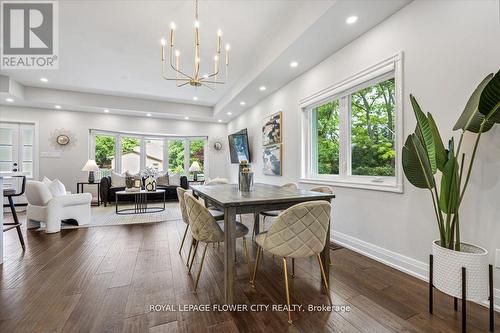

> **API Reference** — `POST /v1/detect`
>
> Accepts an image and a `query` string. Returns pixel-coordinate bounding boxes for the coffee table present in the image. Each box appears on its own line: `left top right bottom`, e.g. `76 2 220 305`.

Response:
115 189 166 215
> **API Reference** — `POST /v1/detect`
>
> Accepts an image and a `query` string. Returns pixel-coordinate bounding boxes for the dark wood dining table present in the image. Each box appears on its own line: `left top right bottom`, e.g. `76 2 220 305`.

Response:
190 183 335 304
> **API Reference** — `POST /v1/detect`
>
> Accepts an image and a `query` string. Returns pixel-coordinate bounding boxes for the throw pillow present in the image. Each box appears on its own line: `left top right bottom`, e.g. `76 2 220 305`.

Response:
157 172 169 186
46 178 66 197
111 171 126 187
168 173 181 186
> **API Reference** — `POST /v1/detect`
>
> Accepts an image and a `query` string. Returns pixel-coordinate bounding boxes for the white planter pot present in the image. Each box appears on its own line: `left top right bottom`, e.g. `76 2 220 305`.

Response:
144 176 156 191
432 240 489 301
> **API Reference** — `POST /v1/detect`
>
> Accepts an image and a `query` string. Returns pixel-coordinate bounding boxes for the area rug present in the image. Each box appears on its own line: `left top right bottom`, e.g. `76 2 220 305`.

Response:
59 202 182 230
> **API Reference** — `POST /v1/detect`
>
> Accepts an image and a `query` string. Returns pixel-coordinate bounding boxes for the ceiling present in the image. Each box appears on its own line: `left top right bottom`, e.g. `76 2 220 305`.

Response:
0 0 411 122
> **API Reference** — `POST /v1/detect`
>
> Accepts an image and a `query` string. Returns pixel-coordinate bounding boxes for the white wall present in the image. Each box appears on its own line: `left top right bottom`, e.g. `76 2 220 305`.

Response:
0 106 228 193
227 0 500 304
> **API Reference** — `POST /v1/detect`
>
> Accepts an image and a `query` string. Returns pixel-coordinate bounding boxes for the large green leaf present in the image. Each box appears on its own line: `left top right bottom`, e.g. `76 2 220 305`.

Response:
478 69 500 123
454 73 496 133
410 95 437 173
439 139 460 214
402 134 436 189
427 113 447 171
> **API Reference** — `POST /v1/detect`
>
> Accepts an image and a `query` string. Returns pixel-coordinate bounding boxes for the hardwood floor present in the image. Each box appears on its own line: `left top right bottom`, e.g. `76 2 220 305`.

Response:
1 211 498 333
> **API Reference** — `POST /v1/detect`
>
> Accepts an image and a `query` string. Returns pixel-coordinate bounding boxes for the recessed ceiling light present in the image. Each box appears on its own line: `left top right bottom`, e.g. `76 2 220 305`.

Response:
193 96 198 101
184 116 189 120
259 86 266 91
227 112 232 115
218 119 222 122
239 101 246 106
346 16 358 24
103 109 109 113
5 98 14 102
54 105 61 109
290 61 298 68
40 77 48 83
147 113 152 117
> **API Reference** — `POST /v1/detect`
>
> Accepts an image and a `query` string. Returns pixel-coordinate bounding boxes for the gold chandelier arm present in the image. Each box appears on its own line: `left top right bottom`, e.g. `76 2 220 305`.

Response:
178 81 191 87
162 61 191 82
167 46 194 80
200 82 215 90
200 80 226 84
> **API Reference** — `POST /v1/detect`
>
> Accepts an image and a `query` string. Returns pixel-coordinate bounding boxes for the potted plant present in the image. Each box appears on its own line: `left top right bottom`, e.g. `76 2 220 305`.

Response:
402 69 499 302
141 166 159 192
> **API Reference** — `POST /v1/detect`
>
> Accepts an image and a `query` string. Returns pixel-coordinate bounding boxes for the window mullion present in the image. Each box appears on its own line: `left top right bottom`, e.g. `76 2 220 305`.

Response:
115 134 121 173
338 96 349 179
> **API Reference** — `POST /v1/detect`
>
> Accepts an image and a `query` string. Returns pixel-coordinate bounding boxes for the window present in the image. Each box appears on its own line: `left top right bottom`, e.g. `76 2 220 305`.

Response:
301 54 403 192
168 139 185 173
94 134 115 177
189 139 205 176
120 136 141 174
0 122 36 178
145 139 164 171
90 130 207 177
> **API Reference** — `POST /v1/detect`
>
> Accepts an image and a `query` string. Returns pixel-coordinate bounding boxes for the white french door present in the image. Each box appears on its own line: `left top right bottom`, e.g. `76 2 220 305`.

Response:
0 122 35 177
1 122 37 205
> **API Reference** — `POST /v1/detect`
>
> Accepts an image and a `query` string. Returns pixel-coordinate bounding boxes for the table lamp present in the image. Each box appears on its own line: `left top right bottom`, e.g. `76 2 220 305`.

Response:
189 161 202 181
82 159 99 183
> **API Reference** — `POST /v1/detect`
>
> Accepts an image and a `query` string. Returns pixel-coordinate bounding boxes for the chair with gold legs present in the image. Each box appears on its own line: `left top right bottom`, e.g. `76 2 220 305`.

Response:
310 186 334 266
251 200 332 324
184 192 251 292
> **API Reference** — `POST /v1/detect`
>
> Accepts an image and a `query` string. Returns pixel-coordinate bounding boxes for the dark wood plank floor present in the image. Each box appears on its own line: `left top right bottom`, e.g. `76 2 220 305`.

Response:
1 211 498 333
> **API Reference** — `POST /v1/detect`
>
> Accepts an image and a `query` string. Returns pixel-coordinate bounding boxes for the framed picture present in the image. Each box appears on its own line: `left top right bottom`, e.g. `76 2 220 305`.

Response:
262 111 282 146
263 144 282 176
134 179 141 188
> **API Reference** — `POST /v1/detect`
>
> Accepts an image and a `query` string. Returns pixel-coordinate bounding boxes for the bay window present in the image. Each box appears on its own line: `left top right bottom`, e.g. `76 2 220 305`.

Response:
90 130 206 178
300 53 403 192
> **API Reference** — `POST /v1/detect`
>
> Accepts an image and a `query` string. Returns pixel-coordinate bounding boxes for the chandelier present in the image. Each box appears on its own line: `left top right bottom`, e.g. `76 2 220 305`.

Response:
160 0 230 89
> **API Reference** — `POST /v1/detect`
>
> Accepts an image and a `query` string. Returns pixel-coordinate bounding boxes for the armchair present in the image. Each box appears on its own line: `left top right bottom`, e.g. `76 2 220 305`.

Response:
25 181 92 233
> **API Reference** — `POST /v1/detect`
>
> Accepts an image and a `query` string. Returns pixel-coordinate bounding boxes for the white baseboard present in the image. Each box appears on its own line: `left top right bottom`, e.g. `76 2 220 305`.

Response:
331 231 500 312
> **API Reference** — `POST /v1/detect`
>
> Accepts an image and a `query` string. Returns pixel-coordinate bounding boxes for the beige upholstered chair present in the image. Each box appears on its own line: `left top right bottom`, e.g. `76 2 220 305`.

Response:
184 192 251 292
310 186 333 194
251 200 332 324
256 182 299 235
177 187 191 256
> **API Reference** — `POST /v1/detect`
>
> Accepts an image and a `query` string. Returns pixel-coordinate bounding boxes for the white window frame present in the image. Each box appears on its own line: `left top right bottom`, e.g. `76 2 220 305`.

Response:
89 129 208 176
299 53 404 193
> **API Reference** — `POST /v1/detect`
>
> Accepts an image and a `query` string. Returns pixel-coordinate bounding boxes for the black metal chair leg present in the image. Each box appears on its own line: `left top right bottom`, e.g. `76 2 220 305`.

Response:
462 267 466 333
8 196 25 250
429 254 433 314
489 264 494 332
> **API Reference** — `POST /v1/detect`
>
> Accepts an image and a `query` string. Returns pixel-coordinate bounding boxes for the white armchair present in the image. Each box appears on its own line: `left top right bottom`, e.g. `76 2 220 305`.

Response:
25 181 92 233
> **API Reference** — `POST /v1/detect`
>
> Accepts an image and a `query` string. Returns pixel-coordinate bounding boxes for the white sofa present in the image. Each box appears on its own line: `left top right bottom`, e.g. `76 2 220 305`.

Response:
25 181 92 233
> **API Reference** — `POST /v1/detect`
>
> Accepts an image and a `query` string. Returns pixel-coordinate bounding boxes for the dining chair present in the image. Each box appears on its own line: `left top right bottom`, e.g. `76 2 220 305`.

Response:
310 186 333 194
3 175 27 250
184 192 251 292
310 186 334 266
177 187 224 266
251 200 332 324
255 182 298 235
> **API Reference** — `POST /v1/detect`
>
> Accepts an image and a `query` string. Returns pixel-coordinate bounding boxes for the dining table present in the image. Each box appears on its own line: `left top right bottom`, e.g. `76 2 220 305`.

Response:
190 183 335 304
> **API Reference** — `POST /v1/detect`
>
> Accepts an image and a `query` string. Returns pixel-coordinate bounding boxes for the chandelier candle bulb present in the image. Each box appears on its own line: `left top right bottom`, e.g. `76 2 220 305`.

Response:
170 22 176 46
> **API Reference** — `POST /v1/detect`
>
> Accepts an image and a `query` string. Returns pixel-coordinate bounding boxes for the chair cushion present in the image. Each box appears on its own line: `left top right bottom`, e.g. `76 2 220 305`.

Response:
216 221 249 239
260 201 331 258
3 188 16 196
111 171 126 187
168 173 181 186
26 181 53 206
157 172 169 186
44 178 66 197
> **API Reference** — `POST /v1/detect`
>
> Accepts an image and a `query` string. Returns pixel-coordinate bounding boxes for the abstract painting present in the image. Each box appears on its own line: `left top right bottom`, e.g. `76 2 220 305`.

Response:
262 111 282 146
262 144 282 176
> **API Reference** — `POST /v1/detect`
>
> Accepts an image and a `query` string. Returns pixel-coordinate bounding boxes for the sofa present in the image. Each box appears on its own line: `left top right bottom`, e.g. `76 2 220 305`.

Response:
25 181 92 233
100 175 189 206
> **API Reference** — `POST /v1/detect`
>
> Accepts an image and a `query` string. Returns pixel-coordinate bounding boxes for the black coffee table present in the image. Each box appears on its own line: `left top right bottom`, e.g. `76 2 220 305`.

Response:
115 189 166 215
